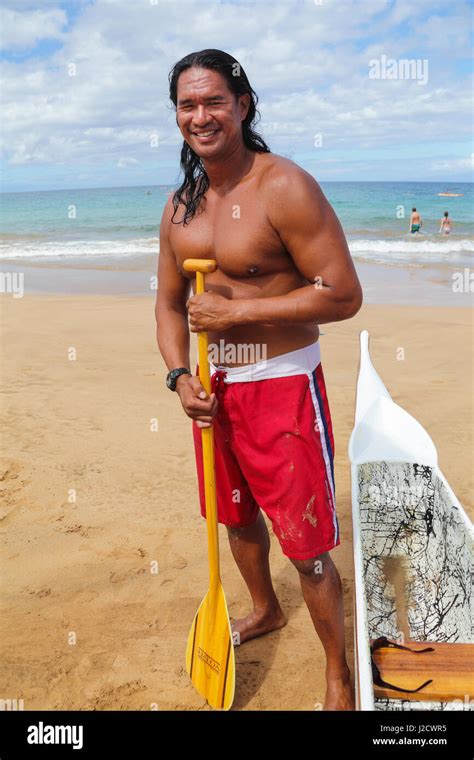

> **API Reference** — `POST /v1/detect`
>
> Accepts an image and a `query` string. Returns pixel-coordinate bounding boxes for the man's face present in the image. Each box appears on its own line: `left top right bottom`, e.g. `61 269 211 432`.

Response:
176 67 250 158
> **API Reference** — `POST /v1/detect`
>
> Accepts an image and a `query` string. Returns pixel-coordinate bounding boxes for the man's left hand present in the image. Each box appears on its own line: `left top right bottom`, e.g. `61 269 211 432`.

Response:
186 291 238 332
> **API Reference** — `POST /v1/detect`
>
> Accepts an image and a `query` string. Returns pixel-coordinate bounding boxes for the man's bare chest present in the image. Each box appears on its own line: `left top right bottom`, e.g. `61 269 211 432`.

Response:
169 192 292 279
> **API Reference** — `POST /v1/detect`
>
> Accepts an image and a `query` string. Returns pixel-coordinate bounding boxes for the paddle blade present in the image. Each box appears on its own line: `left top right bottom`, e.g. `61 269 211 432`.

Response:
186 582 235 711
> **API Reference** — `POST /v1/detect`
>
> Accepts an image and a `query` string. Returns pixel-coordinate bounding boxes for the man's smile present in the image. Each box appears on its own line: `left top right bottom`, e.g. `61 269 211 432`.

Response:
191 128 221 141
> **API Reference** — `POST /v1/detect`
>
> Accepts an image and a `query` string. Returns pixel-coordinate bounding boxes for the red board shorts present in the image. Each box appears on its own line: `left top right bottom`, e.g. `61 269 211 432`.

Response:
192 340 339 560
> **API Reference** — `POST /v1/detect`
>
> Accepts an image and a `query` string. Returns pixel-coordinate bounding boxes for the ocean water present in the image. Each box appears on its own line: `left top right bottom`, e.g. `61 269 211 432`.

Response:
1 181 473 298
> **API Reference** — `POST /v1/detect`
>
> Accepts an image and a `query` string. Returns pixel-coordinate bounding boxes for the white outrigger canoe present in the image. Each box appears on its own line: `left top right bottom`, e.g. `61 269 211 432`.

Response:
349 330 473 711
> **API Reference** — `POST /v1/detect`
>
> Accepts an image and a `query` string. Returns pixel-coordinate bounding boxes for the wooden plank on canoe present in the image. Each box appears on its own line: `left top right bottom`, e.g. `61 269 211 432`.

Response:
372 641 474 702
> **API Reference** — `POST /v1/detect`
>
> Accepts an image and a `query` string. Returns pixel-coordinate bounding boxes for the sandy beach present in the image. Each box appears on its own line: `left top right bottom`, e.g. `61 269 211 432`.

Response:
1 295 472 710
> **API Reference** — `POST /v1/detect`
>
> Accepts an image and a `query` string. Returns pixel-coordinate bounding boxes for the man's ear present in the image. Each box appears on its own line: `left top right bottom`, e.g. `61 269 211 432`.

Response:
239 93 251 121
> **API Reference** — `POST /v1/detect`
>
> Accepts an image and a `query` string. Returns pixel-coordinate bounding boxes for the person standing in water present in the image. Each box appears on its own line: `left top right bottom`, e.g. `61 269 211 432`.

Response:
409 208 422 234
439 211 453 235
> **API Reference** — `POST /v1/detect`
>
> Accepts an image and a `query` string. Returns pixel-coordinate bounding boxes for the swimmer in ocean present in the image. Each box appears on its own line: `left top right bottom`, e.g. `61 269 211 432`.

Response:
439 211 453 235
409 207 422 234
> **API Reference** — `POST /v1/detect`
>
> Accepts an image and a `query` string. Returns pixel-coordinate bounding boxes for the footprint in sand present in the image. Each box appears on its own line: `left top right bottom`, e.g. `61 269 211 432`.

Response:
58 523 94 537
171 556 187 570
0 460 27 521
27 586 52 598
109 567 147 584
88 680 147 710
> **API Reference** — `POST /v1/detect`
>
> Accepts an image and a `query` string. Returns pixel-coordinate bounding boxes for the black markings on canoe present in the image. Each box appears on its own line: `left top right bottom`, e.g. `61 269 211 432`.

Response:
424 507 435 537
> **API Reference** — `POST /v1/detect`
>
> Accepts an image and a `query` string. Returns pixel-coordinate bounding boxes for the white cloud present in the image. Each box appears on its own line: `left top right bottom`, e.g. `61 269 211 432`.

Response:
117 156 139 167
430 154 474 173
0 8 67 50
0 0 472 188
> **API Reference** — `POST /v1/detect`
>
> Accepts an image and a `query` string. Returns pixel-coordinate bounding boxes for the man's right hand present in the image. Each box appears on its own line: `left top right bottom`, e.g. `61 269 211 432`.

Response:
176 374 218 428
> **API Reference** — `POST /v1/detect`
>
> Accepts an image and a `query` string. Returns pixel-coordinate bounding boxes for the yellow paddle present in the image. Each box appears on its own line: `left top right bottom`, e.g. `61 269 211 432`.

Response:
182 258 235 711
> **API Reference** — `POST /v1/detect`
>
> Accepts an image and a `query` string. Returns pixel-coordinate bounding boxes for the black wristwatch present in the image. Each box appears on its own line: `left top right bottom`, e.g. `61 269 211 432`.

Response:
166 367 191 391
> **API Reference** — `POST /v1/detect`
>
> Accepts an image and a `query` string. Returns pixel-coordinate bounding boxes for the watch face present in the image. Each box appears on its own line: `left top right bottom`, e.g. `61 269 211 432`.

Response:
167 368 188 390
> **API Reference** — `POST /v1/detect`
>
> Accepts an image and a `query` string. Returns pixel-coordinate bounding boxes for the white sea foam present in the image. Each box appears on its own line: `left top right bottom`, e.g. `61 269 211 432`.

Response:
348 238 474 265
1 235 473 267
0 237 160 259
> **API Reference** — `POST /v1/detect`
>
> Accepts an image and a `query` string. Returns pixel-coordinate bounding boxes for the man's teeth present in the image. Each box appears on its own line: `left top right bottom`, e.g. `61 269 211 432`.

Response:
195 130 218 136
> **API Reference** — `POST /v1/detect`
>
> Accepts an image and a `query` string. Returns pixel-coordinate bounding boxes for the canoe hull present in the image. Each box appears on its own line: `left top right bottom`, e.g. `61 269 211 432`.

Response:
349 331 473 711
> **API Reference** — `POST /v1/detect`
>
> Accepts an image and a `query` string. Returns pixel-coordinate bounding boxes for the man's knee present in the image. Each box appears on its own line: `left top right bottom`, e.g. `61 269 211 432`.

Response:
226 515 261 539
290 552 330 578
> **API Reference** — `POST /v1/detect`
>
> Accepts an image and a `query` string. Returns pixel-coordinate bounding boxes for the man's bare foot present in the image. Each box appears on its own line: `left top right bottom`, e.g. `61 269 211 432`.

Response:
231 606 287 645
323 667 355 710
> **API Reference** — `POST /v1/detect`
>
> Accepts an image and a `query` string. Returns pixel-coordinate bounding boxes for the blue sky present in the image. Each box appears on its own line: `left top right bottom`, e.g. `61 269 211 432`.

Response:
1 0 472 192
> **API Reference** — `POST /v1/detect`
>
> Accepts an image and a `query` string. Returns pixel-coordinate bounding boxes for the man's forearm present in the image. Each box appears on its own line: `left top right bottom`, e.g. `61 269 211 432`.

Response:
232 283 360 327
156 304 190 371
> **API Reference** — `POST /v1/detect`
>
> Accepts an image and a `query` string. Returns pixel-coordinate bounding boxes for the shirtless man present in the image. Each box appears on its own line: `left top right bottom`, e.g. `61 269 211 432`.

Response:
409 207 422 233
155 49 362 710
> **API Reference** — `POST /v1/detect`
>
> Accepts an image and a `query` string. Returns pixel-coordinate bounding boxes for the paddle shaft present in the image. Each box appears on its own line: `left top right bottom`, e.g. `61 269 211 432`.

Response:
195 270 221 589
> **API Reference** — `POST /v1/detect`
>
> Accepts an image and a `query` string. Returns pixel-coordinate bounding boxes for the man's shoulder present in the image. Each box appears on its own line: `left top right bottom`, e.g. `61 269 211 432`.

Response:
257 152 318 195
159 193 176 237
163 189 183 218
260 153 322 212
260 153 316 182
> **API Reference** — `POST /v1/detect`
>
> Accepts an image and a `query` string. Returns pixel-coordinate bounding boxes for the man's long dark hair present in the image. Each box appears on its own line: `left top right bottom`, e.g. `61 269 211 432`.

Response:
168 49 270 225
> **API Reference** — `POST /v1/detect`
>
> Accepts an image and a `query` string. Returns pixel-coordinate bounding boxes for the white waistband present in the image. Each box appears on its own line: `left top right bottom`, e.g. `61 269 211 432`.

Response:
209 340 321 383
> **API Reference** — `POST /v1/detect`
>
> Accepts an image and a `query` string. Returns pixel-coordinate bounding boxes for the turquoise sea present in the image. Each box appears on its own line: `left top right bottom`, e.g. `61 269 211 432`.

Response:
1 181 473 301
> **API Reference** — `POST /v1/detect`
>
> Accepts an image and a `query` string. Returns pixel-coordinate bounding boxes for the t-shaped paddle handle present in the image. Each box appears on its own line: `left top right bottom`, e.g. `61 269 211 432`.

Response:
183 258 218 276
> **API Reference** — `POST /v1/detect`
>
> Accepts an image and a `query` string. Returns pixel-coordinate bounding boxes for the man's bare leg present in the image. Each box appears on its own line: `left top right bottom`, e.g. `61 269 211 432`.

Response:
291 552 354 710
227 511 287 644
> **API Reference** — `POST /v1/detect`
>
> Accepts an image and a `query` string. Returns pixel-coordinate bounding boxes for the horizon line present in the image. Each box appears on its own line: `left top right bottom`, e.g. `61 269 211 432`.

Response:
2 179 472 195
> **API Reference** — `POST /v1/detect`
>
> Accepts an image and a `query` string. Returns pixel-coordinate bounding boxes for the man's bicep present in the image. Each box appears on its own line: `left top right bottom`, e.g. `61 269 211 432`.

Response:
268 171 354 287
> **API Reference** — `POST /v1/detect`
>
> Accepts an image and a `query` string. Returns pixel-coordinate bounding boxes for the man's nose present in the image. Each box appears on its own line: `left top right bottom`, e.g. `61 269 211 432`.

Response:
192 105 212 126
